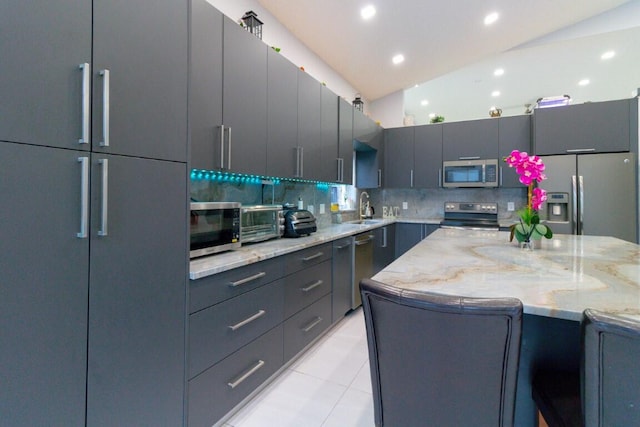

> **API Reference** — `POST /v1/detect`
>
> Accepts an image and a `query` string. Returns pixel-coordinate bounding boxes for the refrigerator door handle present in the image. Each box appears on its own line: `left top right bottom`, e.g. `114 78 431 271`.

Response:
578 175 585 235
571 175 578 235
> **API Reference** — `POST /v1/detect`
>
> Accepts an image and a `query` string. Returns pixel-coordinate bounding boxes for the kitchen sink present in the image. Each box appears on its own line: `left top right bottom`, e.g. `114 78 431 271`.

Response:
346 219 384 225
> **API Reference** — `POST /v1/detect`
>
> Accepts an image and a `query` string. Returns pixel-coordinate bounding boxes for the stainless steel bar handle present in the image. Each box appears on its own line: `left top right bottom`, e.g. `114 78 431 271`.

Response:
99 70 110 147
301 316 323 333
227 360 265 389
566 148 596 153
499 166 503 186
77 157 89 238
410 169 414 188
438 168 442 187
335 241 352 250
383 226 388 247
571 175 578 235
98 159 109 236
295 147 301 177
578 175 585 235
79 63 90 144
355 235 375 245
378 169 382 187
336 158 342 182
459 156 480 160
302 252 324 262
227 126 232 170
229 271 266 287
299 146 304 177
301 280 323 292
228 310 266 331
219 125 225 169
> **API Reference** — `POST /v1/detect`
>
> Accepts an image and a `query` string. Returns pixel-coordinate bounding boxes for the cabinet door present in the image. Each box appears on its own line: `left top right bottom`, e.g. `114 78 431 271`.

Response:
499 115 531 187
266 49 298 178
395 223 424 257
87 155 187 427
414 124 443 188
384 127 415 188
190 0 224 171
320 85 339 183
223 17 268 175
93 0 187 162
338 98 354 184
373 225 396 274
298 70 322 180
0 142 88 426
533 99 631 155
0 0 91 149
443 118 499 160
332 237 354 322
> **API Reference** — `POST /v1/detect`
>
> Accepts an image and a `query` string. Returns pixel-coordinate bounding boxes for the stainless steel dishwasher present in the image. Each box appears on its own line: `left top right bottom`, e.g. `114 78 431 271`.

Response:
353 231 375 309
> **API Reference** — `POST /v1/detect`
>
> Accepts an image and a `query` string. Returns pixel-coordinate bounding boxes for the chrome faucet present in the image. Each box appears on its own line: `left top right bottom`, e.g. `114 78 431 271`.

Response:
359 191 370 220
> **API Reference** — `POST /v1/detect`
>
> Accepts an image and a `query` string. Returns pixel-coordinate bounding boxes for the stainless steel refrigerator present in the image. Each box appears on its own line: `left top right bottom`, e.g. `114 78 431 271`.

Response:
540 152 638 243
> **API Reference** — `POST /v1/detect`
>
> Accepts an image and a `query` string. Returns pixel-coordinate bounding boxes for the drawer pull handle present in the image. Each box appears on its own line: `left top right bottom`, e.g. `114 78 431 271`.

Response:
566 148 596 153
227 360 265 389
302 252 323 262
228 310 266 331
302 317 323 333
335 241 352 249
301 280 323 292
229 271 266 287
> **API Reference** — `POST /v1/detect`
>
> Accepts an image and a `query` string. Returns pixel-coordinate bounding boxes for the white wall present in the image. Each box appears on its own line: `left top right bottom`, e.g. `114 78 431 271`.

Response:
369 90 405 129
206 0 361 106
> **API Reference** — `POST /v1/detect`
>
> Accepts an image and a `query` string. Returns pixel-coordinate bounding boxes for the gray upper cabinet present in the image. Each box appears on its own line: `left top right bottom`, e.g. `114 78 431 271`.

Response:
92 0 188 162
498 115 531 187
384 127 415 188
442 118 499 161
190 0 224 171
533 98 634 155
297 70 322 179
0 1 91 150
338 98 354 184
266 48 299 178
223 16 268 175
1 142 89 426
320 86 340 183
414 124 443 188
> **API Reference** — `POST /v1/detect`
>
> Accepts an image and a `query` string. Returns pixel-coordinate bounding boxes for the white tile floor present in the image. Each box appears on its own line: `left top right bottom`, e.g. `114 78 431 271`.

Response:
223 308 375 427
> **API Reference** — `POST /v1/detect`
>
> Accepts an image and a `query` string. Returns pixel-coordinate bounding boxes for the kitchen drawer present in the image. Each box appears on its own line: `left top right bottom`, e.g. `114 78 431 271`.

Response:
284 242 332 276
284 259 332 319
283 294 332 361
188 325 284 427
189 279 284 378
190 256 283 313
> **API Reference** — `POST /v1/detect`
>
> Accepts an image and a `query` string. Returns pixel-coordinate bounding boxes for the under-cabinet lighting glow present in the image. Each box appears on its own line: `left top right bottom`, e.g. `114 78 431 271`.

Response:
392 54 405 65
361 5 376 20
484 12 499 26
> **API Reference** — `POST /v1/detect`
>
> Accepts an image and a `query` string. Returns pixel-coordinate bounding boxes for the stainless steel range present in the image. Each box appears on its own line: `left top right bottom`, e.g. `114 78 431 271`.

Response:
440 202 499 230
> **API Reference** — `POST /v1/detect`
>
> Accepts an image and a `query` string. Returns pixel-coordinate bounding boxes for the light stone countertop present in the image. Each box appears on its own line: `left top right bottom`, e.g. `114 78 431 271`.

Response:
372 228 640 322
190 219 395 280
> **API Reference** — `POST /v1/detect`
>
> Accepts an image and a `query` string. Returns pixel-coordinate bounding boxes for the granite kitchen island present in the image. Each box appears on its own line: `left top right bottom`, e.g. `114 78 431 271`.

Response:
372 228 640 426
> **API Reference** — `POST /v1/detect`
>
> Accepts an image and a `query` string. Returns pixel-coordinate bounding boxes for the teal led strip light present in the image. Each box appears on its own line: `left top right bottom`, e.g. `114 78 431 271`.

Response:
190 169 331 190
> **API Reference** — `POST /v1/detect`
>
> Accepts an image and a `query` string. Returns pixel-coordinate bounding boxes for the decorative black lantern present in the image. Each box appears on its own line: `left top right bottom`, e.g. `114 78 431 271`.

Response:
352 95 364 112
242 11 263 40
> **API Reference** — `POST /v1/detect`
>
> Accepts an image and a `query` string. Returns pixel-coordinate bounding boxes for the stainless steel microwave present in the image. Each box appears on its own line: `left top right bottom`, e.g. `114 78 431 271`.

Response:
190 202 241 258
442 159 499 188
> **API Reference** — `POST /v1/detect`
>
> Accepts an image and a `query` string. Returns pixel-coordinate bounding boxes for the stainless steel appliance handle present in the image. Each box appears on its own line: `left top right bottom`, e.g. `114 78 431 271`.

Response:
229 271 267 287
571 175 578 235
378 169 382 187
578 175 584 235
335 241 352 249
302 252 324 261
301 316 323 333
410 169 414 188
99 70 110 146
219 125 225 169
482 164 486 183
227 360 265 389
459 156 480 160
77 157 89 238
227 126 232 170
355 235 374 245
98 159 108 236
79 63 90 145
566 148 596 153
301 280 323 292
228 310 266 331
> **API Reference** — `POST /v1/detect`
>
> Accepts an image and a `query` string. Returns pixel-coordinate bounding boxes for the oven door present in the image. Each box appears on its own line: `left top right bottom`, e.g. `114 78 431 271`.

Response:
190 202 240 258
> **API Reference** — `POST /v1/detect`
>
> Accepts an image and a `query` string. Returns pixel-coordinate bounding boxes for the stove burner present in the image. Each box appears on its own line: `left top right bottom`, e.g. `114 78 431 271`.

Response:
441 201 499 230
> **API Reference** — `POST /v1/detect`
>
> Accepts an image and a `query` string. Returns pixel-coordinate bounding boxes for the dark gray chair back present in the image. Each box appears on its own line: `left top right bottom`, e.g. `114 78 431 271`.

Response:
360 278 523 427
582 309 640 427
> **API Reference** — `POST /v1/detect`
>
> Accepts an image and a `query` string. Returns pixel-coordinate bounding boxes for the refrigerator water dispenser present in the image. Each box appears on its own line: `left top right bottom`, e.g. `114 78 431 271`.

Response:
546 193 569 222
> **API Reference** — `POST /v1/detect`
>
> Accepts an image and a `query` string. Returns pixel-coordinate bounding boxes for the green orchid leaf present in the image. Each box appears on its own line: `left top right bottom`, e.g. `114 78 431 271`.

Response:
544 227 553 239
531 214 540 225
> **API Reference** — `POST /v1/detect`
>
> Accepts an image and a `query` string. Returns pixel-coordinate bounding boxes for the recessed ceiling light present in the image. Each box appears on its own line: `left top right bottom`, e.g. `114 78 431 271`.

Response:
392 54 405 65
421 100 429 106
484 12 499 26
601 50 615 60
578 79 590 86
493 68 504 76
491 90 501 97
360 5 376 20
428 113 436 118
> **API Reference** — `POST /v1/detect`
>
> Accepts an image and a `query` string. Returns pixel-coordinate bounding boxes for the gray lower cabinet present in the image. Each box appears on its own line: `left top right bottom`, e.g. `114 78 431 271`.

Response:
284 260 332 319
1 142 89 426
284 294 333 361
332 237 354 322
395 223 438 258
373 224 396 274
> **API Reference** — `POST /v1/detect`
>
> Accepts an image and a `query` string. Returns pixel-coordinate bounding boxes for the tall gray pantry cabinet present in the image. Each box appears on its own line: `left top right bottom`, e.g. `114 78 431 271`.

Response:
0 1 188 426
